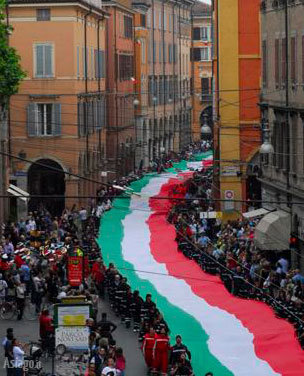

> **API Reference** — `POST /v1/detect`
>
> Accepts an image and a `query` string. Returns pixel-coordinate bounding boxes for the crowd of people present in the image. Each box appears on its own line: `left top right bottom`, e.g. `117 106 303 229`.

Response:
0 149 200 376
2 138 303 376
167 147 304 349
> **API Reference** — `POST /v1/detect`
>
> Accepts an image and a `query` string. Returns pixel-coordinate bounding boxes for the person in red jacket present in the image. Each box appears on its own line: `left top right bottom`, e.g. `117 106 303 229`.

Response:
91 258 105 298
142 327 156 370
152 327 170 375
14 252 24 269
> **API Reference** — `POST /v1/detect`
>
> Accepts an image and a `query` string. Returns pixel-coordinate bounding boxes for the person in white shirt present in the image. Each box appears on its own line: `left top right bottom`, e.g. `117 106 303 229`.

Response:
102 357 119 376
0 274 8 303
12 339 25 376
57 286 67 300
278 257 289 274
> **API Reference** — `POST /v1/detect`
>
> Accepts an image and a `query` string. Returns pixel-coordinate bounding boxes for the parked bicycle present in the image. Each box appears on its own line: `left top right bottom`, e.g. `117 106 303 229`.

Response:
0 297 37 320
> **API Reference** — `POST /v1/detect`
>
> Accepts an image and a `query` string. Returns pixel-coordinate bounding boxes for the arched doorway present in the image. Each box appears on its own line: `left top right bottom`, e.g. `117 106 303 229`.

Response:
28 159 65 215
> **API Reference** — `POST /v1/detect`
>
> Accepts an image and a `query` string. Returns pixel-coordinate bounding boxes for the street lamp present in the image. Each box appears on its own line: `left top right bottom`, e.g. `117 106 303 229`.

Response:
133 98 140 106
260 122 274 154
201 113 212 136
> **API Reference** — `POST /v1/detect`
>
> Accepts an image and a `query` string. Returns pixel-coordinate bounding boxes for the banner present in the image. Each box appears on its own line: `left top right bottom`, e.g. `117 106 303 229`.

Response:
55 326 89 350
68 256 83 286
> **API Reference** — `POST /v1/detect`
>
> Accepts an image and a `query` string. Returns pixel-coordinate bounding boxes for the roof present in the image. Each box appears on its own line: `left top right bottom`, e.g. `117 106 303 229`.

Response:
192 1 211 17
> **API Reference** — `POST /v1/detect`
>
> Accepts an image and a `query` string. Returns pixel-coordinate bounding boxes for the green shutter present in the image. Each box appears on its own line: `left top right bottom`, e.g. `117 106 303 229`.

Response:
53 103 61 136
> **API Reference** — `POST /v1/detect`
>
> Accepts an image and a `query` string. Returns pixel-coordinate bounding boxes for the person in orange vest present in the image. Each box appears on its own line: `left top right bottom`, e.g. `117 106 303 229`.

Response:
142 327 156 371
152 327 170 375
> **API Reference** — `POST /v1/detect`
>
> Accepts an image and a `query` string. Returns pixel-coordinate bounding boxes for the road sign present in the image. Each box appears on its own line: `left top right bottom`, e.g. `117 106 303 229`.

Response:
224 190 235 211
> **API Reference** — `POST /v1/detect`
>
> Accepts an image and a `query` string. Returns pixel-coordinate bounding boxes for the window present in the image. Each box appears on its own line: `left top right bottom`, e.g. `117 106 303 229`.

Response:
94 50 106 78
35 43 53 78
201 78 211 101
291 36 296 84
118 54 133 81
159 11 162 30
281 38 286 86
163 42 166 63
168 44 172 63
201 27 208 40
159 76 163 104
169 14 172 32
91 47 94 78
36 8 50 21
119 13 124 35
191 47 209 61
193 28 200 40
77 46 80 78
141 40 146 64
164 11 167 31
262 40 267 88
275 39 280 87
140 14 146 28
173 44 177 63
147 9 151 28
124 16 133 39
153 41 156 63
193 27 208 41
159 41 162 63
27 103 61 137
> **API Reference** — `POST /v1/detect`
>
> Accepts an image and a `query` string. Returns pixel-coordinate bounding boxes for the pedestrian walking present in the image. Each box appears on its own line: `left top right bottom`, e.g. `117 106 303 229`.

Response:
142 327 156 370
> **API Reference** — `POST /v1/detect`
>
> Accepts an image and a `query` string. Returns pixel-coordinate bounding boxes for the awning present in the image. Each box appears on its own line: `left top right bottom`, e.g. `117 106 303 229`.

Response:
7 184 29 203
254 210 290 251
242 208 270 219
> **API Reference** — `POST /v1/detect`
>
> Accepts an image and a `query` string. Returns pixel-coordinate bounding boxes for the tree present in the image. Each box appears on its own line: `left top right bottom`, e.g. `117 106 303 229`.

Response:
0 0 25 107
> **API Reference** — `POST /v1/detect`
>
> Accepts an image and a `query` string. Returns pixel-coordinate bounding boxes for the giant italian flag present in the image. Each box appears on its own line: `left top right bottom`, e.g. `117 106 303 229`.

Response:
98 154 304 375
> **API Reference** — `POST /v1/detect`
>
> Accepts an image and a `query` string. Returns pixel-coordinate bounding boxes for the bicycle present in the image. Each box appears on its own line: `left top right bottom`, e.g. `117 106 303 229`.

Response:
0 297 37 320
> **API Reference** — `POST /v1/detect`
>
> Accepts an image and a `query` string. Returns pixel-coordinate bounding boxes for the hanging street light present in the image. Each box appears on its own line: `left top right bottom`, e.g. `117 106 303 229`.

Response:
260 122 274 154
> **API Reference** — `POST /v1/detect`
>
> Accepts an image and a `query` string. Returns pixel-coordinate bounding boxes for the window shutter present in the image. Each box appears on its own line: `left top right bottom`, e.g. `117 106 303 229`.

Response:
94 49 98 79
35 45 44 77
77 46 80 78
45 44 53 77
78 102 82 136
102 51 106 78
53 103 61 136
27 103 37 137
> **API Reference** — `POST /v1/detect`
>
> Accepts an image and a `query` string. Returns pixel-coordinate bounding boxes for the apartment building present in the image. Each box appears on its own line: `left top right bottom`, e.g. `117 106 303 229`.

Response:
132 0 194 169
103 0 136 179
191 1 212 141
9 0 107 217
213 0 261 221
259 0 304 270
